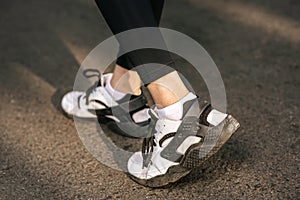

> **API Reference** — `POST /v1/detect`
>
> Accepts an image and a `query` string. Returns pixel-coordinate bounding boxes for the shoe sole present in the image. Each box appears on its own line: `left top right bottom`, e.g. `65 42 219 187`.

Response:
129 115 240 187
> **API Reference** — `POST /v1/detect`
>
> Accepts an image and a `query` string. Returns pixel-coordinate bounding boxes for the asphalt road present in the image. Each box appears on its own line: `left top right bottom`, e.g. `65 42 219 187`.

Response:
0 0 299 199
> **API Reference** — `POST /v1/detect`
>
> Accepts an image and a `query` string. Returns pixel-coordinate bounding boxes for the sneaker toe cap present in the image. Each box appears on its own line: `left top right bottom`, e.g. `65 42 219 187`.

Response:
127 152 148 179
61 91 82 115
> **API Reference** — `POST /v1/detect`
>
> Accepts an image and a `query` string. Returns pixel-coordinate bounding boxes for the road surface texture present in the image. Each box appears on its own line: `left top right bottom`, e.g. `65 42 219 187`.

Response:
0 0 299 199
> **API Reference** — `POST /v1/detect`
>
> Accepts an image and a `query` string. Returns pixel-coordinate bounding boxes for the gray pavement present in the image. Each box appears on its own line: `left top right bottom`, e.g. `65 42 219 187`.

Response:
0 0 299 199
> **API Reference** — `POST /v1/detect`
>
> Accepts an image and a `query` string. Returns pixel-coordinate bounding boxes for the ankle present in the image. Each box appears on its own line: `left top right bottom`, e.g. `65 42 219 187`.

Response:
147 71 189 108
111 65 142 95
105 76 127 101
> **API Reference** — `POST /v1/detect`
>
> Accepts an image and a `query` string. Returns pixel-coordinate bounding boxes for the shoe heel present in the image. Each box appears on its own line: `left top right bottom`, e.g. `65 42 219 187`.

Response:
182 115 240 169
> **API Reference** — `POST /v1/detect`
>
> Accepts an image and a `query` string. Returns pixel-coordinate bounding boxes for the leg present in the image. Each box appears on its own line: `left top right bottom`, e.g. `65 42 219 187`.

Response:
110 64 141 95
61 0 171 124
95 0 189 109
94 0 240 187
96 0 172 98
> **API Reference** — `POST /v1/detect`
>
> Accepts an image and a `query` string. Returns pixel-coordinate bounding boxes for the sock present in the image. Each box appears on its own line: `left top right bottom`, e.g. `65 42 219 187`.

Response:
207 109 227 126
104 76 127 101
154 92 227 125
155 92 197 120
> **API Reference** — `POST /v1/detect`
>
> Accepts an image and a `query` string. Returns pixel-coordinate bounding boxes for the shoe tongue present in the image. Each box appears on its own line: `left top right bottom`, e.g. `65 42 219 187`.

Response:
89 87 118 107
154 119 182 146
153 93 199 147
100 73 110 87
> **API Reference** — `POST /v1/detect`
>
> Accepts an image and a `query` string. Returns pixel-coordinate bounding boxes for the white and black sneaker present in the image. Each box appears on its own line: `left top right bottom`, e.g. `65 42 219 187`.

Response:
127 93 240 187
61 69 150 137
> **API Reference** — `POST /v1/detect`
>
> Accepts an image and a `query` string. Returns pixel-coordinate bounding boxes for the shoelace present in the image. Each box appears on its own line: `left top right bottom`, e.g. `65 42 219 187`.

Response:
82 69 102 105
141 106 204 168
142 109 158 168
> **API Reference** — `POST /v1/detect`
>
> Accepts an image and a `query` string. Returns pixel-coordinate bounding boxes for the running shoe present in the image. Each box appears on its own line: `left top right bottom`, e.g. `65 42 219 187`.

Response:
61 69 150 137
127 92 240 187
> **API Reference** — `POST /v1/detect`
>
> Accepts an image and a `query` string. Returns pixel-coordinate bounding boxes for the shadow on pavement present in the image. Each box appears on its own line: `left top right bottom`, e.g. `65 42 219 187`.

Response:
0 0 299 198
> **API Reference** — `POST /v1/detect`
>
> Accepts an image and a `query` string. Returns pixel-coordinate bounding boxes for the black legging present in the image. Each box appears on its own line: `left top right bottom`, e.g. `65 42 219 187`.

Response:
95 0 175 84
